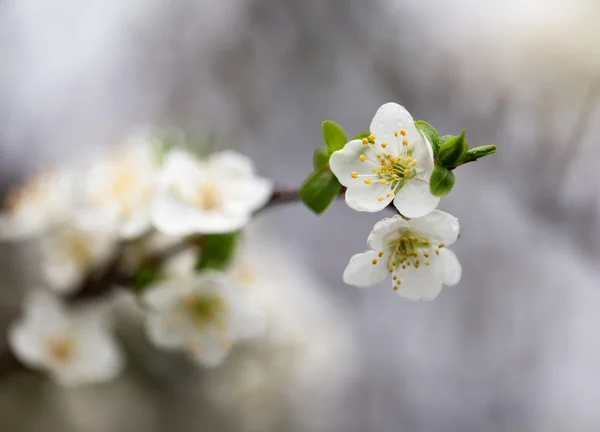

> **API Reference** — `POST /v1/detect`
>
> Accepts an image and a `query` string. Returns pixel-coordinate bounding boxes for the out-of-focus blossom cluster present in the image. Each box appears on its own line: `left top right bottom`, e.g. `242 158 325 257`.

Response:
1 132 275 386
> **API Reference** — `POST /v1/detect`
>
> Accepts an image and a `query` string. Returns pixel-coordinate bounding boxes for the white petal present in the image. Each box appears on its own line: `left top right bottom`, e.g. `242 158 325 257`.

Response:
209 150 255 179
329 140 381 187
187 331 230 368
409 209 460 245
370 103 421 149
343 250 389 288
141 283 187 310
42 258 82 294
413 134 435 176
367 215 408 251
345 182 394 212
7 321 47 368
119 212 152 239
159 149 207 187
394 264 443 301
393 180 440 218
223 177 274 214
74 330 124 384
438 248 462 286
145 313 191 350
151 191 249 236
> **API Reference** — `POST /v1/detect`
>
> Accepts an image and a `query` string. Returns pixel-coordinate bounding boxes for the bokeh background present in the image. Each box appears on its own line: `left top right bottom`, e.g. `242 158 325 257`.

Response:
1 0 600 431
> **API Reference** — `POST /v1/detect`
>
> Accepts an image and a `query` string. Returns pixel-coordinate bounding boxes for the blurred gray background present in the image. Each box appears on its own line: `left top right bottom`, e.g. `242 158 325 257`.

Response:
1 0 600 431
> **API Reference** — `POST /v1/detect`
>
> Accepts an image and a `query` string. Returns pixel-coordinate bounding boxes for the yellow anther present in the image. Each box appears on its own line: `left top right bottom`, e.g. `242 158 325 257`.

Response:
377 196 384 201
424 253 429 258
393 275 397 280
402 265 406 269
359 155 366 162
391 174 398 179
351 172 358 179
402 139 408 146
378 252 384 257
368 134 376 142
412 160 417 166
387 153 393 159
386 192 391 197
379 179 387 184
372 168 379 173
389 267 394 272
406 157 413 163
392 261 397 266
372 258 378 265
394 130 399 137
393 285 398 291
381 142 387 148
362 138 368 145
435 250 440 255
422 240 430 245
439 243 445 248
403 169 409 176
364 178 372 184
400 129 407 136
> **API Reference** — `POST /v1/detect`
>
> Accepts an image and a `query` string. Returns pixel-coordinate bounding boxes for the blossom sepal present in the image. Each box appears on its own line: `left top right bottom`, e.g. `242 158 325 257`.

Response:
437 130 468 168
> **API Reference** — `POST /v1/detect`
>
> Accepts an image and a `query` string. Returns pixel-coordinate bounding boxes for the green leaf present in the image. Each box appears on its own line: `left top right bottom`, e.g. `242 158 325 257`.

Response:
299 168 341 214
429 165 455 197
438 130 468 167
353 130 370 140
464 145 497 161
313 148 330 169
195 232 240 271
415 120 439 154
322 121 348 154
133 265 161 293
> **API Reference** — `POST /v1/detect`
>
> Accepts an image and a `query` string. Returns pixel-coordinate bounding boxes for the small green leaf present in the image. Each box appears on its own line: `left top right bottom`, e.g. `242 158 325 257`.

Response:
133 265 161 293
353 130 370 140
438 130 468 167
299 168 341 214
429 165 455 197
322 121 348 154
195 232 240 271
415 120 439 154
313 148 330 169
464 145 497 161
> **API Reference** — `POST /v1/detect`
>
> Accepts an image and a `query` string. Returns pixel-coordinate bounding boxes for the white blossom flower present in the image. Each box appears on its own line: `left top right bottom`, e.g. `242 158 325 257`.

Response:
329 102 439 218
343 210 462 300
151 149 273 236
80 136 159 239
0 170 73 240
8 291 123 387
142 270 266 367
40 217 117 294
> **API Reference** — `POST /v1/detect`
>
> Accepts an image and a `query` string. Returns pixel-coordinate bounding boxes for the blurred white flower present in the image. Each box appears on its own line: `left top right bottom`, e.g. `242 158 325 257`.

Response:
330 102 439 218
80 136 159 239
151 149 273 236
344 210 461 300
8 291 123 387
40 217 117 294
0 170 73 240
142 270 265 367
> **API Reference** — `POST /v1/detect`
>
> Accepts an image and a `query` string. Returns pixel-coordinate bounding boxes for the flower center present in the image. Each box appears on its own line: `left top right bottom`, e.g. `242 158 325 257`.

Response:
374 229 446 291
64 232 94 267
372 153 418 192
46 337 75 363
182 294 226 329
195 185 221 211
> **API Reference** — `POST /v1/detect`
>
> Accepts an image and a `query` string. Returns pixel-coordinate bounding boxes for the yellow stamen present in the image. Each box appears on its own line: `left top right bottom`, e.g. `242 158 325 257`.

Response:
381 142 387 148
364 178 372 184
403 169 409 176
377 196 384 201
435 250 440 255
394 130 399 137
439 243 445 248
402 139 408 146
368 134 376 142
372 258 378 265
412 160 417 166
386 192 391 197
351 172 358 179
362 138 369 145
379 179 387 184
378 252 384 257
359 155 366 162
400 129 407 136
406 157 413 163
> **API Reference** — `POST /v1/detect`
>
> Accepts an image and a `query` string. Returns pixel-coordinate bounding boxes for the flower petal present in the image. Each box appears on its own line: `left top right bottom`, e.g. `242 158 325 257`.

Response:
370 103 421 151
75 330 124 383
409 209 460 245
7 321 47 368
209 150 255 179
187 330 230 368
329 140 380 187
345 182 394 212
394 264 443 301
393 179 440 218
222 177 274 214
145 313 191 350
367 215 408 251
438 248 462 286
343 250 389 288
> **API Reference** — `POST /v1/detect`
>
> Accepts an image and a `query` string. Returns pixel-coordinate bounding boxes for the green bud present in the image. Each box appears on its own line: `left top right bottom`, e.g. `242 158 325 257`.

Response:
464 145 497 161
429 165 455 197
195 232 240 271
353 130 370 140
299 167 342 214
438 130 467 167
313 148 330 169
321 120 348 154
415 120 439 155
